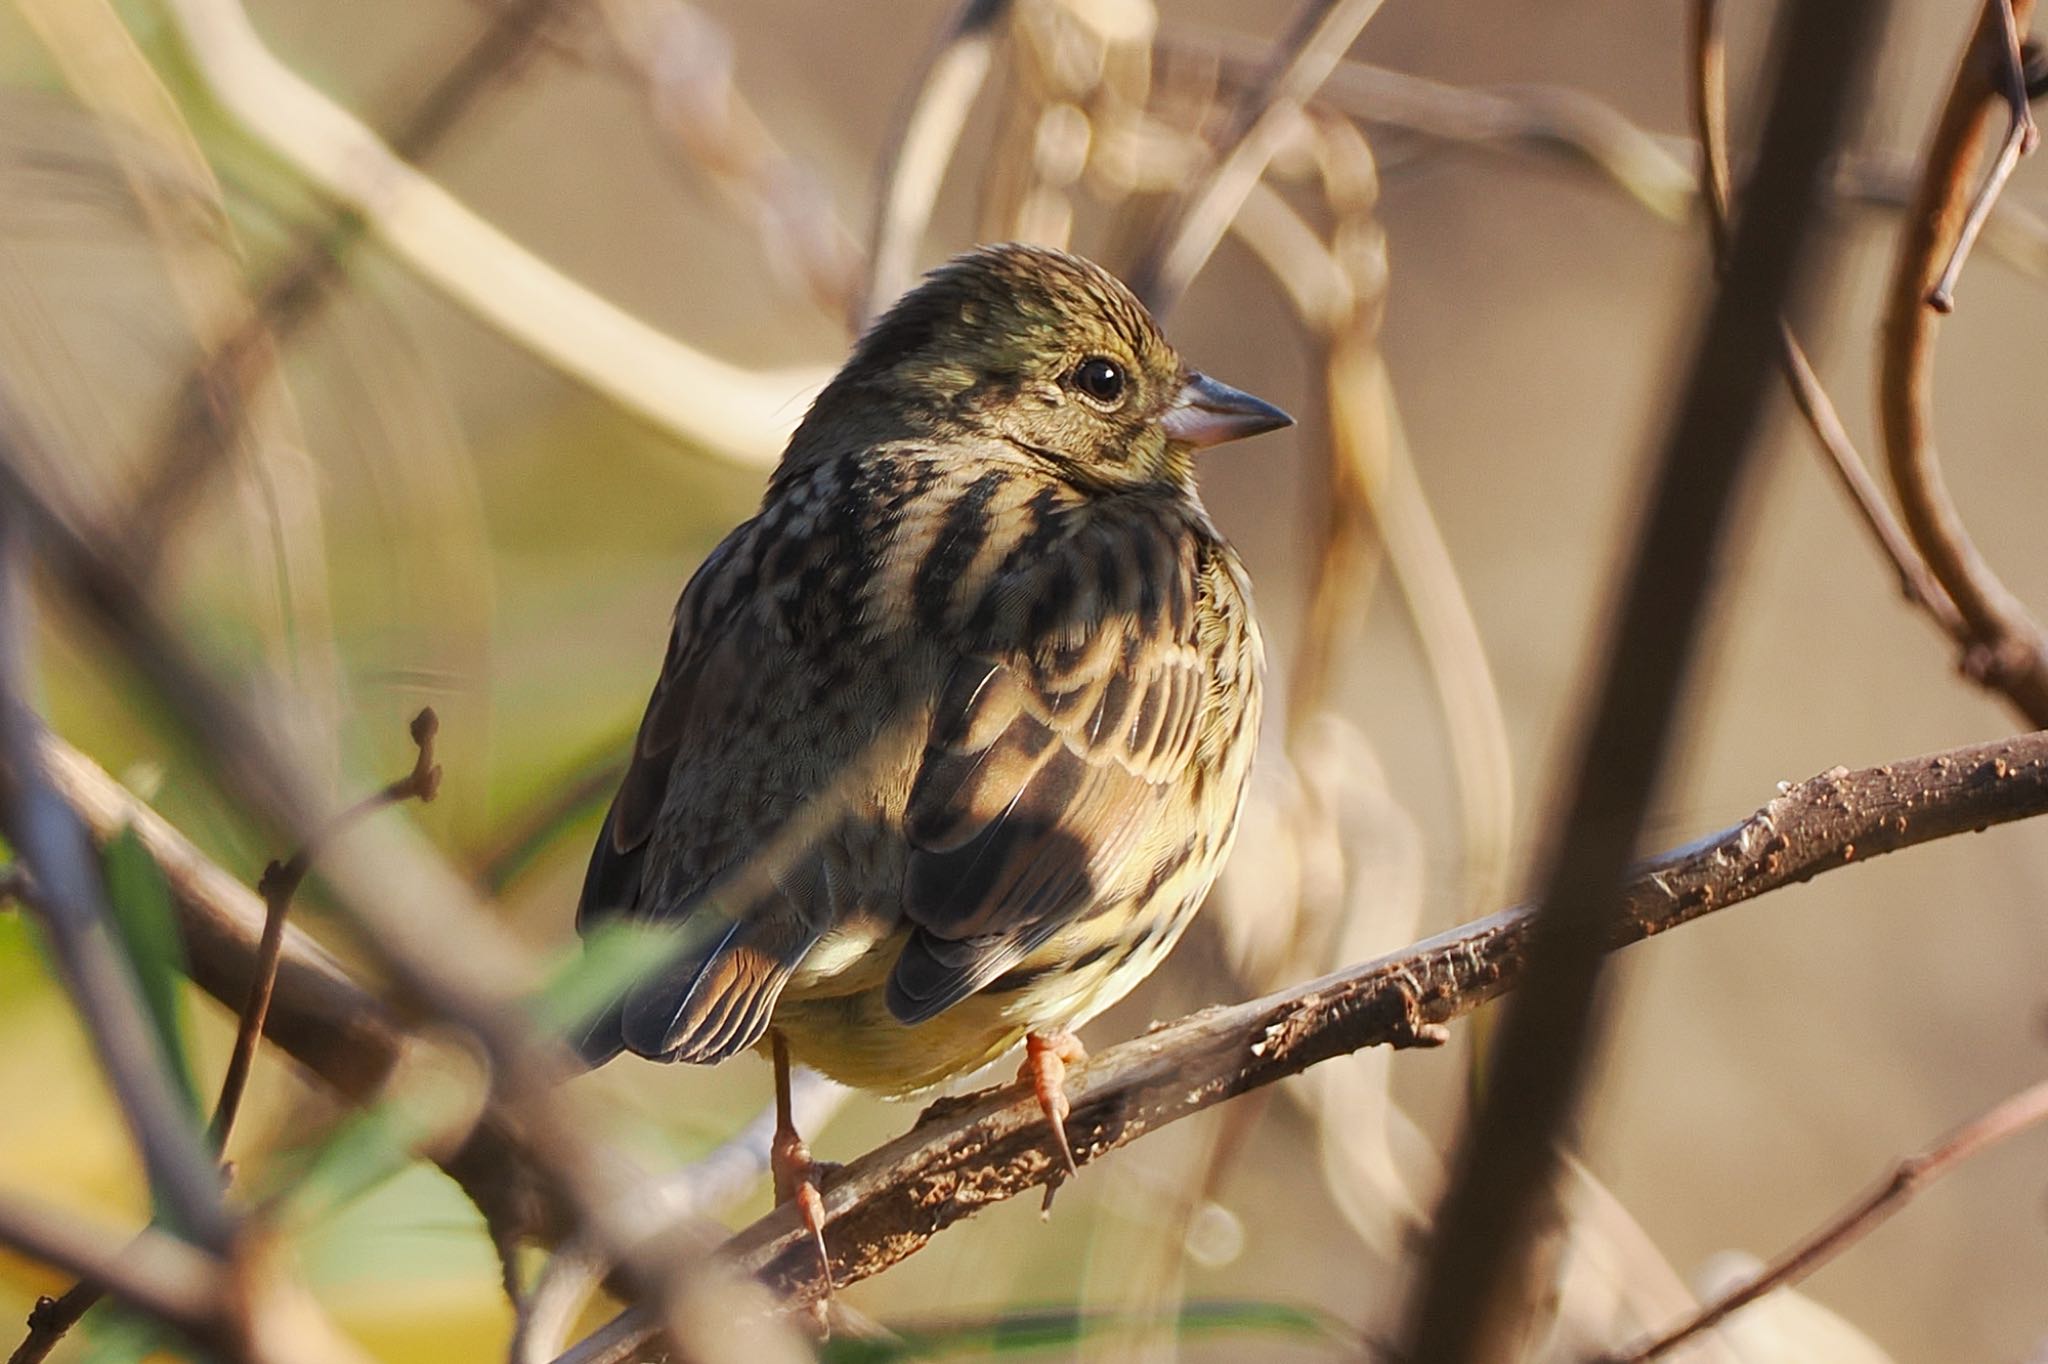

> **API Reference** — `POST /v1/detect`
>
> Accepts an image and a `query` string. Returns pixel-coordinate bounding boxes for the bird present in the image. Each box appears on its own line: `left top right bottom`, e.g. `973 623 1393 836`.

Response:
572 241 1290 1284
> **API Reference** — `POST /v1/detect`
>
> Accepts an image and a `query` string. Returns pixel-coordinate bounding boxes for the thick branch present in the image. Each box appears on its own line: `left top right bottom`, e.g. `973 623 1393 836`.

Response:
556 729 2048 1362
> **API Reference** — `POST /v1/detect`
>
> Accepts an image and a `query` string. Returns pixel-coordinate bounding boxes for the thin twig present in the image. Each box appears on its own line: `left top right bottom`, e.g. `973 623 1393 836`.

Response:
1400 3 1888 1359
1928 0 2040 311
1161 36 2048 282
1880 0 2048 725
1611 1077 2048 1362
209 707 442 1149
1130 0 1386 312
554 728 2048 1361
8 692 440 1364
0 1191 226 1356
859 0 1014 325
1690 0 1968 643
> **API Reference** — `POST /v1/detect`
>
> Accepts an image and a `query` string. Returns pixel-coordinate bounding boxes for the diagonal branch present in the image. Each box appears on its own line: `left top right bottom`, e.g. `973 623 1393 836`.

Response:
1613 1075 2048 1362
554 728 2048 1362
23 673 2048 1360
129 0 572 569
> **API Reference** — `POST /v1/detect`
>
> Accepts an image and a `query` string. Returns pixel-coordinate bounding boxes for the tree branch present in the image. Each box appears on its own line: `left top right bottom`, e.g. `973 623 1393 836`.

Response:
1880 0 2048 725
1690 0 1967 645
0 1191 226 1357
152 0 826 474
1612 1075 2048 1362
556 728 2048 1361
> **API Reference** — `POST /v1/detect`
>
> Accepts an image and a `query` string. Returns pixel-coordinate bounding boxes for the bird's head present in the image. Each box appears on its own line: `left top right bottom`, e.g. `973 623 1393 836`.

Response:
809 243 1291 492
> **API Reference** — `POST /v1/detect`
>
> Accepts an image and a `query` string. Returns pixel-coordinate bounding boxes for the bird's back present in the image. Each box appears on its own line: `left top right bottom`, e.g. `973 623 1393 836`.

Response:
577 431 1261 1091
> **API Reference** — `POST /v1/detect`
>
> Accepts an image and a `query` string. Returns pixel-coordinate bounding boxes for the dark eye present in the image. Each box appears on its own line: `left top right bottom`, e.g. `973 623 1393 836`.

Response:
1071 356 1127 407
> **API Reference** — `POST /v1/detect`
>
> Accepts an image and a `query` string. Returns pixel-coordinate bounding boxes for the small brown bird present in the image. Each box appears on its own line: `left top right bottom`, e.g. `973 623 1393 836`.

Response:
575 242 1288 1275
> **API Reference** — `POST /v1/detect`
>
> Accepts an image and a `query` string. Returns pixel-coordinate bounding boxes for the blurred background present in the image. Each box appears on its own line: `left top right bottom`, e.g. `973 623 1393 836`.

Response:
0 0 2045 1360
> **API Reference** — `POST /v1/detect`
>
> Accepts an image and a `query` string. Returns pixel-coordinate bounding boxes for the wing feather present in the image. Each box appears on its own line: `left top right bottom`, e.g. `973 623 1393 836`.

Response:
573 515 850 1064
886 519 1207 1025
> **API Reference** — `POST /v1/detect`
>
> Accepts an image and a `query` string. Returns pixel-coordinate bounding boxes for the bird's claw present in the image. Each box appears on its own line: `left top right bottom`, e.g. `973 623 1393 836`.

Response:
1021 1031 1087 1211
771 1125 833 1296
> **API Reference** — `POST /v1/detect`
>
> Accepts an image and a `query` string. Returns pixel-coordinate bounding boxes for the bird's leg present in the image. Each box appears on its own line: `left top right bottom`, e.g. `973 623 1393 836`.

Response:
769 1029 832 1295
1020 1029 1088 1210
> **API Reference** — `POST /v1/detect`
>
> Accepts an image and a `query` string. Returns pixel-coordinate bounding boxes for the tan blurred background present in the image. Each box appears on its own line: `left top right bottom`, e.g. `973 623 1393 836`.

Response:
0 1 2044 1360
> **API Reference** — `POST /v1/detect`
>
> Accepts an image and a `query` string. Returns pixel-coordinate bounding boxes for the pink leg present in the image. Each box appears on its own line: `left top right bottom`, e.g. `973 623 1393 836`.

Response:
770 1030 831 1296
1020 1029 1088 1207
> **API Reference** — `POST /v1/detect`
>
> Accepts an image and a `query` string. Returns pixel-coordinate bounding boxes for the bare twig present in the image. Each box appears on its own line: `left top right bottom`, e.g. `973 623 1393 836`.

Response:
2 582 438 1364
1689 0 1735 256
0 508 232 1254
1166 35 1699 222
1161 36 2048 282
1928 0 2040 311
557 728 2048 1361
1880 0 2048 725
210 707 442 1148
0 1191 226 1356
1400 3 1887 1359
43 736 410 1103
1612 1077 2048 1362
1690 0 1968 644
1130 0 1386 312
860 0 1014 325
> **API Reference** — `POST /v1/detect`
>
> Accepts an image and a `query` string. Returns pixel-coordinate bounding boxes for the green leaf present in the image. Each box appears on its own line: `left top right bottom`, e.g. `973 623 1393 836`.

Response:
99 825 199 1116
819 1299 1349 1362
269 1099 436 1233
77 1302 170 1364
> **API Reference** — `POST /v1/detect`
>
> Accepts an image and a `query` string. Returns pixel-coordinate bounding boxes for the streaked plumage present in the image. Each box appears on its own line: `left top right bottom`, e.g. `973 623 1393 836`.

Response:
575 244 1287 1099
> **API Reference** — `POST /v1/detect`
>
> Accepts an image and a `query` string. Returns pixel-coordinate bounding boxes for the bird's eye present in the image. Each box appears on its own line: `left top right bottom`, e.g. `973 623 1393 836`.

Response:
1071 356 1127 407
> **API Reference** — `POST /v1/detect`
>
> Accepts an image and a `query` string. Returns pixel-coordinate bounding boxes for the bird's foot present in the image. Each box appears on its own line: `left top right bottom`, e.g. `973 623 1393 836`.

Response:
771 1119 833 1303
1020 1029 1087 1212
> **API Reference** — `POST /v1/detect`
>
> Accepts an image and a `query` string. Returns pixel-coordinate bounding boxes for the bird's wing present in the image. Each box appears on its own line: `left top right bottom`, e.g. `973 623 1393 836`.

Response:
574 522 846 1065
887 516 1207 1024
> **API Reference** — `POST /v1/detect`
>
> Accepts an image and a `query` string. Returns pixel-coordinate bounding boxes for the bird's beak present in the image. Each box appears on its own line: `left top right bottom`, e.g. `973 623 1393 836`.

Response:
1159 372 1294 449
